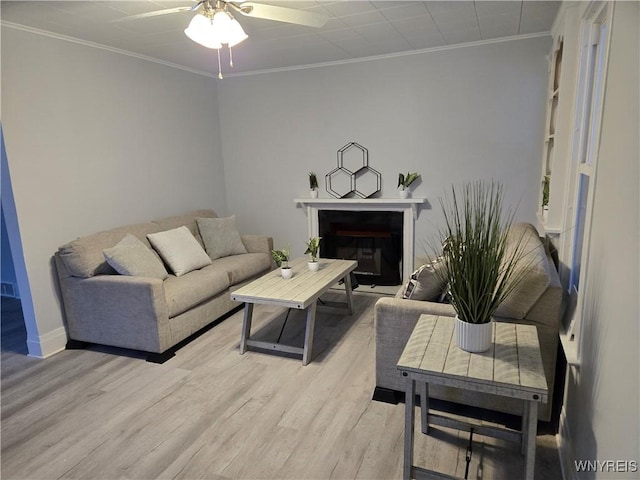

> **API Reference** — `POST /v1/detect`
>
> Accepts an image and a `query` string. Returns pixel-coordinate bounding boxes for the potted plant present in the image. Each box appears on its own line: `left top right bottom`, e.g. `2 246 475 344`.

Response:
542 175 550 220
304 237 322 271
309 172 319 198
431 180 530 352
271 246 292 278
398 172 420 198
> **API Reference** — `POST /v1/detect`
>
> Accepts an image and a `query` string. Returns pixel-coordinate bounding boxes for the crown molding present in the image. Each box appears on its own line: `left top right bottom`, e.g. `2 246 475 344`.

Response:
226 32 551 78
1 21 218 79
2 20 549 80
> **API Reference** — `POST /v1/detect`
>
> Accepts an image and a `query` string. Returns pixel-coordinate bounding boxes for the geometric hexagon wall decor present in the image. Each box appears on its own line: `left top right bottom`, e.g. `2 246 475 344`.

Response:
325 142 381 198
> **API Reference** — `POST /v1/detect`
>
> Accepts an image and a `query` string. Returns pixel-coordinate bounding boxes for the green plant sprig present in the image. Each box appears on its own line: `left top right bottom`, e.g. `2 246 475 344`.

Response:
309 172 319 190
271 246 291 268
304 237 322 262
398 172 420 189
432 181 533 324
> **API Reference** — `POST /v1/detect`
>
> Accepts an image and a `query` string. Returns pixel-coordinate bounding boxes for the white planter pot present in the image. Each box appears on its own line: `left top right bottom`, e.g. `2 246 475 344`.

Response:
281 267 293 279
308 261 319 271
310 190 319 198
455 316 493 353
399 189 410 199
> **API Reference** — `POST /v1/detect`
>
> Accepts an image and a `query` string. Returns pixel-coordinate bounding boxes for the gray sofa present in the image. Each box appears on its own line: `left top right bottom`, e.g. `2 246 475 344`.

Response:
55 209 273 362
374 223 563 421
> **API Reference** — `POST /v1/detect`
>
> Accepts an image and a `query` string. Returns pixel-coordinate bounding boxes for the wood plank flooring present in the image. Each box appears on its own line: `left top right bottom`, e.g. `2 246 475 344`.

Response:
1 293 562 479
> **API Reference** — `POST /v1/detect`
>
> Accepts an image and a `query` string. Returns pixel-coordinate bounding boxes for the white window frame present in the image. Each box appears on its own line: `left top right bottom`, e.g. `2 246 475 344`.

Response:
561 1 613 365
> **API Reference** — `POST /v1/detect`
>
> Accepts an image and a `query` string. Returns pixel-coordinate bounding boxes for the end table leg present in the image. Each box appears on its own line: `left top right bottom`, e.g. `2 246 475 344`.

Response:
239 303 254 354
524 400 538 480
404 376 416 480
420 382 429 434
521 400 530 455
302 302 317 365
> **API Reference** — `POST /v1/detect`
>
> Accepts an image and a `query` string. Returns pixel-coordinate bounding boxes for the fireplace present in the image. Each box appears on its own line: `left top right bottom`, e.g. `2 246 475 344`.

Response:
294 197 425 284
319 210 403 286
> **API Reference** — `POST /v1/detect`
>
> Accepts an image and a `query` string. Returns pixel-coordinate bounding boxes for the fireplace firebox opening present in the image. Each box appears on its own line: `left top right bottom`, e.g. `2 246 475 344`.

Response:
318 210 403 286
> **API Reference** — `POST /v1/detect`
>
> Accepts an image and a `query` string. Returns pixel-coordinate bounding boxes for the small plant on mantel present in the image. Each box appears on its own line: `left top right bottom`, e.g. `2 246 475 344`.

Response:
271 246 292 278
304 237 322 271
309 172 319 198
398 172 420 198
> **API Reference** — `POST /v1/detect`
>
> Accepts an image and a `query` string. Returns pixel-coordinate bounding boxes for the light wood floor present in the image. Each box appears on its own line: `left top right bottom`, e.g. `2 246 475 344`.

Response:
1 293 562 479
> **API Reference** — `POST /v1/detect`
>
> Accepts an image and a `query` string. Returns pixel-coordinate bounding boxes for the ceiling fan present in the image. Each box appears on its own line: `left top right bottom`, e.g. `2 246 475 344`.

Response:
117 1 329 28
115 0 329 78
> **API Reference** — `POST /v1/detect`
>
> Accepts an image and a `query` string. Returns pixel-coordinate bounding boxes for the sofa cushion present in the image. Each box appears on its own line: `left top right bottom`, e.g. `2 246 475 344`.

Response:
494 223 550 319
210 253 272 284
103 234 169 280
58 222 160 278
147 226 212 277
152 209 217 248
402 258 446 301
197 215 248 260
163 267 230 318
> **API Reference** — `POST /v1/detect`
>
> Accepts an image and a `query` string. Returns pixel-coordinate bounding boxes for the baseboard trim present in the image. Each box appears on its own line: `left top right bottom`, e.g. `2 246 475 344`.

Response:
557 406 575 480
27 326 67 358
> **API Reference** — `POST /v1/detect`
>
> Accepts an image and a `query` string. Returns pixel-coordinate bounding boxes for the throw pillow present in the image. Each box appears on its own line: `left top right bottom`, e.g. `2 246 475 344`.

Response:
197 215 247 261
103 234 169 280
147 226 212 277
402 258 446 301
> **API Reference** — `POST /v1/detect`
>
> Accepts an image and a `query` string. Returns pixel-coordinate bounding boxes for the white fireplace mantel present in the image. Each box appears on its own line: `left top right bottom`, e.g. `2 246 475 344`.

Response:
293 197 426 282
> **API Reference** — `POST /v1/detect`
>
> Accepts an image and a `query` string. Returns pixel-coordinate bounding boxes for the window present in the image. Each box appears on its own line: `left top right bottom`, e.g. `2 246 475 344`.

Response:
561 2 612 364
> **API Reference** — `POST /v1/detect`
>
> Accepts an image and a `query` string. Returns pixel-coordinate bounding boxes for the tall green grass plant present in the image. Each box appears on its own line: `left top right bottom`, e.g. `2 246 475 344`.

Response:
434 181 530 324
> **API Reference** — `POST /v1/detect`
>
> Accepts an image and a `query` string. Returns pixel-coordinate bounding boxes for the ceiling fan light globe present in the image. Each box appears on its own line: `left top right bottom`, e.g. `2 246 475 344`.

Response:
211 10 247 46
226 19 248 47
184 13 222 49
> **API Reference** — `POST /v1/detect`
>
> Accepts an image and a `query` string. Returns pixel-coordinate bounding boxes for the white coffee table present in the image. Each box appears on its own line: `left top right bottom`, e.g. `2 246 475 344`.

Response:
230 257 357 365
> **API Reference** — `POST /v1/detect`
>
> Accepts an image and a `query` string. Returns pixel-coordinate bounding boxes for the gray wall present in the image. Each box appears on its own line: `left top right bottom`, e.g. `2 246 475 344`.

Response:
1 26 227 356
1 27 550 357
217 37 549 260
561 2 639 477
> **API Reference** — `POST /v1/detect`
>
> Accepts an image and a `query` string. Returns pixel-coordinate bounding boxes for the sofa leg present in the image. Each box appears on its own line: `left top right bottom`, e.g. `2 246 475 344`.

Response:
372 386 403 404
66 339 89 350
146 350 175 364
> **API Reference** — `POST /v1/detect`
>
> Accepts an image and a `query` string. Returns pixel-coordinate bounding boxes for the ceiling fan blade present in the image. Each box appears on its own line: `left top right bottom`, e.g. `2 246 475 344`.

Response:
231 2 328 28
112 6 197 23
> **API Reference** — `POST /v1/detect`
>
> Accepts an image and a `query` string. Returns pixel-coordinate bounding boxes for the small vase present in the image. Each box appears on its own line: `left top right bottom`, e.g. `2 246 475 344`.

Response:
455 316 493 353
310 190 319 198
308 261 319 271
399 189 410 199
281 267 292 279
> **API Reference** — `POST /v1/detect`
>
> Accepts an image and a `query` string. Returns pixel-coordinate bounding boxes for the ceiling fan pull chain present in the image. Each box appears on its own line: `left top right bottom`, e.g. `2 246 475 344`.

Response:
217 48 223 79
229 46 234 68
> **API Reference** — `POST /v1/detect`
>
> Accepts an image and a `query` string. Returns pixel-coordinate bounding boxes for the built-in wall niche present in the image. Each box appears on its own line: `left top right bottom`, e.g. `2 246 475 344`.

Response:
318 210 402 286
539 36 564 231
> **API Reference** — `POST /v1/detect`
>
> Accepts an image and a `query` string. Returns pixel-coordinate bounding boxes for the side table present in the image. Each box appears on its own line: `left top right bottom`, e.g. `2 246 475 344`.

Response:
397 314 548 480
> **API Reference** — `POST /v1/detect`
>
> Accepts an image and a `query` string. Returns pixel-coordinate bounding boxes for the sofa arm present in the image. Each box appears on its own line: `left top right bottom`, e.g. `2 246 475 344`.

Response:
60 275 170 353
241 235 274 255
374 297 456 392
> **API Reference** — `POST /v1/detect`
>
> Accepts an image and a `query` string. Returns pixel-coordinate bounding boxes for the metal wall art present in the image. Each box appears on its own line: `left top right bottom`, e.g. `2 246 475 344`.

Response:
325 142 381 198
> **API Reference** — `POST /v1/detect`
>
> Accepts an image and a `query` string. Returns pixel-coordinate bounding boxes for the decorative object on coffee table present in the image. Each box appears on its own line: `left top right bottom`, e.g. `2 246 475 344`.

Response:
325 142 381 198
308 172 319 198
271 246 292 278
397 172 420 198
431 180 530 352
304 237 321 271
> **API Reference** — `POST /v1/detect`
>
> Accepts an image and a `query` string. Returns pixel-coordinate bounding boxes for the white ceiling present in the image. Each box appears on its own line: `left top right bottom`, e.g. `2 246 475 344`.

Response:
1 1 560 77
